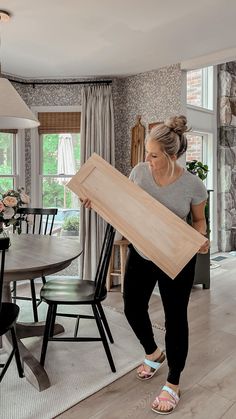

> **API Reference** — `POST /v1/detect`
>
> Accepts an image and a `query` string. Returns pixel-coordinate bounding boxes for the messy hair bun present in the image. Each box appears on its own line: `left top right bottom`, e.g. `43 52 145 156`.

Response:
164 115 189 158
147 114 189 160
164 115 188 136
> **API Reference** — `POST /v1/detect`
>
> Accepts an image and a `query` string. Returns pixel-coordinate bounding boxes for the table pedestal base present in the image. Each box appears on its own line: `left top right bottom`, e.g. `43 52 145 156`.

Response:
3 322 65 391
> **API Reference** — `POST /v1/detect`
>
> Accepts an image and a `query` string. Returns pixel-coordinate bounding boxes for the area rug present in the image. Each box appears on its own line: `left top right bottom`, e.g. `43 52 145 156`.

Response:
0 300 165 419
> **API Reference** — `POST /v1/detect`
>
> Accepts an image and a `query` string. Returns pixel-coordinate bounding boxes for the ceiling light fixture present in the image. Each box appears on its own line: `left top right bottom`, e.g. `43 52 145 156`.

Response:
0 10 39 129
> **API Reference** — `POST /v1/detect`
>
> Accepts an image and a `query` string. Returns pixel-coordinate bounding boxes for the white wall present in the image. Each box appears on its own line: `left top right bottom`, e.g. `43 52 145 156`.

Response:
181 67 218 253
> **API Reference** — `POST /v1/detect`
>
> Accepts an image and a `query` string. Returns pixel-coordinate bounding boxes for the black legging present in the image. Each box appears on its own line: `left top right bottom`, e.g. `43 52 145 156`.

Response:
123 244 196 385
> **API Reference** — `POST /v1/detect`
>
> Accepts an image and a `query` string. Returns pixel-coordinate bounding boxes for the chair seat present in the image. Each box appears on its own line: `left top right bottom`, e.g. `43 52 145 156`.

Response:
41 279 107 304
0 303 20 336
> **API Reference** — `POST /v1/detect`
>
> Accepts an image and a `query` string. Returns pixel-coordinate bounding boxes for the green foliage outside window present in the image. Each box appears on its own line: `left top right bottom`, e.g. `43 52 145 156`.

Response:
0 133 13 176
0 132 81 210
42 179 65 208
42 133 80 208
0 133 14 192
0 178 14 192
62 215 80 231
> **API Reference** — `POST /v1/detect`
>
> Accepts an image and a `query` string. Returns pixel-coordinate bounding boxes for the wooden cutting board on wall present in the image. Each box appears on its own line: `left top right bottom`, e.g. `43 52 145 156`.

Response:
67 153 206 279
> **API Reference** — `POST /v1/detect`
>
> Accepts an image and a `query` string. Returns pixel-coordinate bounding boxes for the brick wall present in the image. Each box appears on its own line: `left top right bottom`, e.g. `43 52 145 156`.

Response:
187 69 202 107
186 134 203 162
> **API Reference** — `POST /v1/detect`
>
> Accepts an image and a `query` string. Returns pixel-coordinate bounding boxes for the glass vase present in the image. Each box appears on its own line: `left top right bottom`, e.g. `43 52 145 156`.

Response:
0 224 12 248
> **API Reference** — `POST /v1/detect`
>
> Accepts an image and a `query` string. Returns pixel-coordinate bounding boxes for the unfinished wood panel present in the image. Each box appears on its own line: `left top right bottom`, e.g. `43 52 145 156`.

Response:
67 153 206 279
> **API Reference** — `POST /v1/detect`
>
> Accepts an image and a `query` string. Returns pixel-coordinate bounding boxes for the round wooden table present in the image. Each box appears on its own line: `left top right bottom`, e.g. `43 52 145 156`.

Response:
2 234 82 391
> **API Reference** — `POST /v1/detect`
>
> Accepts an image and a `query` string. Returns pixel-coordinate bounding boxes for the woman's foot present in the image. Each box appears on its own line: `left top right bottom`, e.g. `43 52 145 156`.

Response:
136 348 166 380
152 382 180 414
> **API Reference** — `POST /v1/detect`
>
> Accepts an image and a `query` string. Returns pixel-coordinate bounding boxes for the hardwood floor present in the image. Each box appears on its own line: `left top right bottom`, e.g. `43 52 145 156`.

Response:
46 258 236 418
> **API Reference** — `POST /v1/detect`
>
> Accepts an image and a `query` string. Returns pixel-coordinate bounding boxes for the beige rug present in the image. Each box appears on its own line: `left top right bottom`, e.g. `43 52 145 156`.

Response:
0 300 165 419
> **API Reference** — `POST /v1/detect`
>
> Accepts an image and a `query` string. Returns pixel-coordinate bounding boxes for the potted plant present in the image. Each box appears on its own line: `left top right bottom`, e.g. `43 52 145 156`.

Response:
61 215 80 236
186 160 211 289
186 160 210 224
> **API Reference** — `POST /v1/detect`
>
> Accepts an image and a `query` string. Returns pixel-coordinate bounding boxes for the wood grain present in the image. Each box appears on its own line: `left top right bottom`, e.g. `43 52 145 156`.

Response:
3 234 81 282
67 153 206 279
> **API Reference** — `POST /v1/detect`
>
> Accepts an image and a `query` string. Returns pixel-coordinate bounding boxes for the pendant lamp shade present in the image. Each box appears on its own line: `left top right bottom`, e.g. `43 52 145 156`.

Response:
0 78 40 129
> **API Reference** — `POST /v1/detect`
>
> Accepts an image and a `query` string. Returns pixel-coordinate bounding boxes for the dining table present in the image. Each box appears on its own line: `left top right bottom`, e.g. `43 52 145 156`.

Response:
2 234 82 391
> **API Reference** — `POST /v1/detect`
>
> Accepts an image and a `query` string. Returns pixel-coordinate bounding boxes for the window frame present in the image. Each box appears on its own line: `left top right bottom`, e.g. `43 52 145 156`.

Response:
30 106 81 208
186 130 213 190
187 66 214 112
40 132 80 208
0 130 25 191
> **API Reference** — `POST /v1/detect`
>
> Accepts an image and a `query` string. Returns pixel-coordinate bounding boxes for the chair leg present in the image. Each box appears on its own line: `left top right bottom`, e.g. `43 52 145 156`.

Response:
74 316 80 338
30 280 39 323
97 302 114 343
92 304 116 373
10 327 24 378
49 304 57 337
40 304 54 367
42 276 46 285
12 281 17 303
0 347 15 382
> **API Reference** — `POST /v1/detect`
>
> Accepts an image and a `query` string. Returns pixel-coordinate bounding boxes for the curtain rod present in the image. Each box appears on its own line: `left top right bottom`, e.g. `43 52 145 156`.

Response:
7 78 112 88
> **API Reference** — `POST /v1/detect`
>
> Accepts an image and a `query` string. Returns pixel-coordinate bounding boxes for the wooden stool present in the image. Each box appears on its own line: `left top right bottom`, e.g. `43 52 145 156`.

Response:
106 239 129 293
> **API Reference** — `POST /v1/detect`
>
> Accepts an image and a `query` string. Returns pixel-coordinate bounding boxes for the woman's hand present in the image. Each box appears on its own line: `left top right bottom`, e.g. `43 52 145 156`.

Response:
80 198 92 209
198 237 210 254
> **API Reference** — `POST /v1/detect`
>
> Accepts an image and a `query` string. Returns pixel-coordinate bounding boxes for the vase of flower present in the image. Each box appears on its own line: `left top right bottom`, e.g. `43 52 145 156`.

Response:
0 188 30 238
0 222 11 248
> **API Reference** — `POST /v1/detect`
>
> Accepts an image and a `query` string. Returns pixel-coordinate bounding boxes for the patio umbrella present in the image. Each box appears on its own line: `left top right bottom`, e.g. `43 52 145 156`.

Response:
57 134 77 208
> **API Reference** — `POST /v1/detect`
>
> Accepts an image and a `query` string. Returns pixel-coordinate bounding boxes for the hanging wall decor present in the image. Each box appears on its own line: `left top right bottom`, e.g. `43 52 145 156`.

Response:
131 116 145 167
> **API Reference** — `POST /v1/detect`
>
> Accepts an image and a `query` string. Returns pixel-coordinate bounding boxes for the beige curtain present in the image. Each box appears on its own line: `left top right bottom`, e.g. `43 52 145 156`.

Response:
79 85 115 279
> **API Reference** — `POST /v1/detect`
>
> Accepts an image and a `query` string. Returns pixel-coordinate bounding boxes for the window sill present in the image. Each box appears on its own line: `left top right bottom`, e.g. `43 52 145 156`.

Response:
187 104 214 114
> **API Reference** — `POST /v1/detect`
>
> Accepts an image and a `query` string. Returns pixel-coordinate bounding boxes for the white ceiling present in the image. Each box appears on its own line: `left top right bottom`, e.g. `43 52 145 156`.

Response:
0 0 236 79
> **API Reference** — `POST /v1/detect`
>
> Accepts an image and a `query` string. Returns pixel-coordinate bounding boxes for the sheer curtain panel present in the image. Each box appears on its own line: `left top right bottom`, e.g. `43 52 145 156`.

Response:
79 85 115 278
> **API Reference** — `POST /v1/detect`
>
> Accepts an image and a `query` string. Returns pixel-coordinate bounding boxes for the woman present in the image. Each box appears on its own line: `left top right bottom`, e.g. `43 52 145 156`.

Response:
123 115 209 415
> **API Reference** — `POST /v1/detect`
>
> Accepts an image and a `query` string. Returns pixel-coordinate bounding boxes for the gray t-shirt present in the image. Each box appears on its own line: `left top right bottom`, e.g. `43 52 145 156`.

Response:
129 162 208 259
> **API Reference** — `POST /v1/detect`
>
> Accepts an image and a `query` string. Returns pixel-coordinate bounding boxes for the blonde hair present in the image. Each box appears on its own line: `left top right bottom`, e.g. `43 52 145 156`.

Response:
146 115 189 175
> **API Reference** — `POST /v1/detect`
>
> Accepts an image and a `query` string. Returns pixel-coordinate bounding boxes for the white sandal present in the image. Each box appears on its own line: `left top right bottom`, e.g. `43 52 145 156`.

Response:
136 352 166 380
152 385 180 415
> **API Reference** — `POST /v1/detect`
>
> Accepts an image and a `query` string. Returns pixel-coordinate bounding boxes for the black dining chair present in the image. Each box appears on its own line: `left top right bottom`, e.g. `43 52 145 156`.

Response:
12 207 58 322
40 223 116 373
0 237 24 382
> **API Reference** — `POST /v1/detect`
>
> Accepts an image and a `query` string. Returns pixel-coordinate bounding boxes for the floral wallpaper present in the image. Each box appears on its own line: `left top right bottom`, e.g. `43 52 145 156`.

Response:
11 63 183 188
112 64 183 175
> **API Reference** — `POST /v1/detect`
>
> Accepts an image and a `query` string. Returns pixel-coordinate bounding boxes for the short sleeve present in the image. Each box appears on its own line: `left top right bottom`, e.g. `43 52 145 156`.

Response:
129 167 136 182
191 177 208 205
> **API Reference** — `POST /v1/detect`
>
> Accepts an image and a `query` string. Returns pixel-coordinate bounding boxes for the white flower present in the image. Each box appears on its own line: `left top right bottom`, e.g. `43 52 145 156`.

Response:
20 192 30 204
3 207 15 220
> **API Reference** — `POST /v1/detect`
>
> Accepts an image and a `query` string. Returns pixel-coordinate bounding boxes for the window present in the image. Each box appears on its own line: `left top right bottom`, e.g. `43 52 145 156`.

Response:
38 111 81 237
186 133 205 164
186 131 214 243
187 66 213 110
186 132 211 185
0 132 17 191
40 132 80 234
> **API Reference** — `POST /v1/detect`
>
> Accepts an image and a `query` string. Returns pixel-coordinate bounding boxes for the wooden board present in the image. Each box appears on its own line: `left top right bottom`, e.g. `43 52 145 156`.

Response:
67 153 207 279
